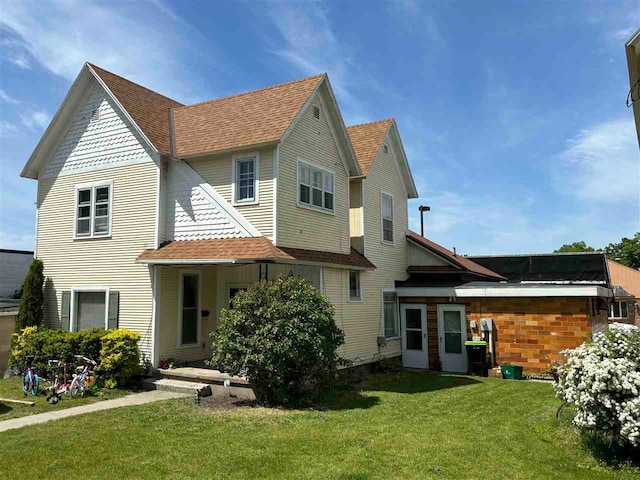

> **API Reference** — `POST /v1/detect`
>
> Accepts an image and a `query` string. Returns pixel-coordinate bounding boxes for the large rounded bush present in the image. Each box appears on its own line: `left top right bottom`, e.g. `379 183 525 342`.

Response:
554 323 640 448
209 276 345 406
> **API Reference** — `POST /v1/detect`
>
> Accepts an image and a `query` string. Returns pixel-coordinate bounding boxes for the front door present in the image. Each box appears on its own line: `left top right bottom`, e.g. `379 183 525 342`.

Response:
400 304 428 369
437 305 468 372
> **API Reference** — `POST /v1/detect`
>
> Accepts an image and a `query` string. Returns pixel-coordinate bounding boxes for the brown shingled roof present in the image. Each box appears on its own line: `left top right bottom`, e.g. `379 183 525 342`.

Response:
172 74 325 157
406 231 505 280
137 237 375 270
89 64 183 154
347 118 394 176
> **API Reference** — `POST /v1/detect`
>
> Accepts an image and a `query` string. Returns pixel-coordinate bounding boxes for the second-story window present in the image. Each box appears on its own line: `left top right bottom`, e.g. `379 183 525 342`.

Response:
381 192 394 244
75 182 112 238
298 160 334 213
233 154 258 204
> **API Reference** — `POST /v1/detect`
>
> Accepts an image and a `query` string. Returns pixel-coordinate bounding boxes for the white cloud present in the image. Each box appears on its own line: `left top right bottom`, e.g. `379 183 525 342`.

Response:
0 0 209 102
20 111 49 130
0 89 19 104
556 117 640 203
265 0 371 122
9 53 30 69
0 120 20 137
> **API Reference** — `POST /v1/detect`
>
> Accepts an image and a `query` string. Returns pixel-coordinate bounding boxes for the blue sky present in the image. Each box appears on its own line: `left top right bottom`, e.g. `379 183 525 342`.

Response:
0 0 638 255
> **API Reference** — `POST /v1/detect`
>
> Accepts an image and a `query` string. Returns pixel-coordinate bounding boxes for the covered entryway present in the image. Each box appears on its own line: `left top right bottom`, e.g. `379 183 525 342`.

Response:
437 304 467 372
400 304 428 369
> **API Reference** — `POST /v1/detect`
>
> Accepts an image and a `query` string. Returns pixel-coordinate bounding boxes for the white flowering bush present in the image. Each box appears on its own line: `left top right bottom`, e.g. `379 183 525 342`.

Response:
554 323 640 448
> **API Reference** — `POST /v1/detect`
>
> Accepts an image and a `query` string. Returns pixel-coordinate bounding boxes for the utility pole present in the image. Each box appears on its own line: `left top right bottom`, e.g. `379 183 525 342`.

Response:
419 205 431 237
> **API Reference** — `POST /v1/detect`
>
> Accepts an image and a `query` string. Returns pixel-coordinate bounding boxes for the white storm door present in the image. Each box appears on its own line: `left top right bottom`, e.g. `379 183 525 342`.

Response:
437 304 467 372
400 304 428 369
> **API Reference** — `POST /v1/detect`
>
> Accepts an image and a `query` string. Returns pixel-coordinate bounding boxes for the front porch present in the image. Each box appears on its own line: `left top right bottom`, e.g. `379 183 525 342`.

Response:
154 262 322 366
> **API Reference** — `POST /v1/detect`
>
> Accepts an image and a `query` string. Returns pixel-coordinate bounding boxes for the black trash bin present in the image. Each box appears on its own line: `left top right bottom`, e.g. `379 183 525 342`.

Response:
465 341 488 376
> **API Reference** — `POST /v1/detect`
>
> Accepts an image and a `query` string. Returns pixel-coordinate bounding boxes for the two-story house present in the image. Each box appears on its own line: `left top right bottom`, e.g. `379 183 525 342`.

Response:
20 63 435 368
21 64 615 374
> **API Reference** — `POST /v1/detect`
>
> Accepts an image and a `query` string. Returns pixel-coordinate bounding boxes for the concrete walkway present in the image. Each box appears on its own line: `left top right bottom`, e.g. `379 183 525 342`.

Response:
0 390 188 433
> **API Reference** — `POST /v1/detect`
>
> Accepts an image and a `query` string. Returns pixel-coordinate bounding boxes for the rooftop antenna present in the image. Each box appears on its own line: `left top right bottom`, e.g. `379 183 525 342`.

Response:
419 205 431 237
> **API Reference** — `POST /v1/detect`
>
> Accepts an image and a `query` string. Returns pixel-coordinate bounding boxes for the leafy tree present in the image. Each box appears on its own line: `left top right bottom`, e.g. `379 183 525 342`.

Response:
209 276 345 406
554 241 596 253
15 259 44 331
604 233 640 269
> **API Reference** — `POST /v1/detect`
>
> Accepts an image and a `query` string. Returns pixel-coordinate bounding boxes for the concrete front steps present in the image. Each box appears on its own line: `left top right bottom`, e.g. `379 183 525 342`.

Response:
142 378 212 397
143 367 256 400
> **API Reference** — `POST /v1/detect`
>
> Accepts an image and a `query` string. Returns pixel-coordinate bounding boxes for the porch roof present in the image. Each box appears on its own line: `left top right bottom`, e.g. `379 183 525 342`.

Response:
136 238 376 270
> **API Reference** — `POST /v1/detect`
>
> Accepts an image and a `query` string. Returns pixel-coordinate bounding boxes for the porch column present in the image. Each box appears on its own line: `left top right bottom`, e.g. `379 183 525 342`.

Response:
151 265 161 368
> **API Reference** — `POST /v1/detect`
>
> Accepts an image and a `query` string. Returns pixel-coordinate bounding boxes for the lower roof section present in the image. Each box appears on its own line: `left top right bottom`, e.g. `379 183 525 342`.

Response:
397 282 613 298
136 237 375 270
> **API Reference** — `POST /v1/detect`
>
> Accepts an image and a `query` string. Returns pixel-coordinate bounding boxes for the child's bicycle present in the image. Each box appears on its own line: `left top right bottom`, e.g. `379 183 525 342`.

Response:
21 355 39 396
45 360 71 404
70 355 98 398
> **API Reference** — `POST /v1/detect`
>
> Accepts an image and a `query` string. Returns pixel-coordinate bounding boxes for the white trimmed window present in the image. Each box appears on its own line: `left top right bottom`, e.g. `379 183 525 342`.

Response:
233 154 258 204
298 160 334 213
609 301 629 319
348 271 361 301
383 291 399 337
381 192 394 244
75 182 112 238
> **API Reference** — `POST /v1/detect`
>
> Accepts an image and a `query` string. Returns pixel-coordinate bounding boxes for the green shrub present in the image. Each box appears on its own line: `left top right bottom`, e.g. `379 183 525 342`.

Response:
10 327 142 387
10 327 106 375
16 259 44 330
209 276 345 406
98 329 143 388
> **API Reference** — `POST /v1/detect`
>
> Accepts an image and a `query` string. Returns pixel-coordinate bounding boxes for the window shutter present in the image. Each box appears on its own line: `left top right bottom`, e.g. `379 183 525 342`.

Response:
108 291 119 329
61 291 71 331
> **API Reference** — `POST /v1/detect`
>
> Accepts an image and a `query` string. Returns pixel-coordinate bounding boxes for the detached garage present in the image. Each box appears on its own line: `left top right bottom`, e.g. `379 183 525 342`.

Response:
395 233 611 373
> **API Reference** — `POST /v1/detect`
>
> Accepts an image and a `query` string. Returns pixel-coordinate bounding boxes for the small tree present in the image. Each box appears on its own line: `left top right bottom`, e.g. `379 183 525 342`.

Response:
15 259 44 331
209 276 344 406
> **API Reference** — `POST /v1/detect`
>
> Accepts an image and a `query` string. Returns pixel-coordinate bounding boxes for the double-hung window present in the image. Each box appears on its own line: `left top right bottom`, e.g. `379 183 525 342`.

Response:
233 154 258 204
348 271 361 301
609 301 628 319
381 192 394 244
383 291 399 337
75 182 112 238
298 160 334 213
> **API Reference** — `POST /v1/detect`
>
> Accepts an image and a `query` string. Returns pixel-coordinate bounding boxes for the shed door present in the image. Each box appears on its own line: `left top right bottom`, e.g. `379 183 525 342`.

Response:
437 304 468 372
400 304 428 369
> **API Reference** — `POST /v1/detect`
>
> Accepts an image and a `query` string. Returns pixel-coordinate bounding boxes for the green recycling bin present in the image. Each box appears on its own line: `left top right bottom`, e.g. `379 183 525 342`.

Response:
500 364 523 380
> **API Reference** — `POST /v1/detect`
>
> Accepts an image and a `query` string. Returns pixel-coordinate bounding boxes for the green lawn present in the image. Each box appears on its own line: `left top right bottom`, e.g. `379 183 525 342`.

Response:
0 377 134 420
0 372 637 479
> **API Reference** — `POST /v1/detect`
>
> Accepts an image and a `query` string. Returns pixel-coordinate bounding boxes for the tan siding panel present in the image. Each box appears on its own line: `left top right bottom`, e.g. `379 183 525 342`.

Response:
38 162 157 359
277 93 351 253
187 148 274 239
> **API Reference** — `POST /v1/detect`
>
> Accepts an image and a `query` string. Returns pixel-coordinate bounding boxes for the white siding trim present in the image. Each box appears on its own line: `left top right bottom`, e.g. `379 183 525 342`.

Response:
173 160 261 238
273 144 279 245
396 285 613 298
151 265 160 367
86 64 158 154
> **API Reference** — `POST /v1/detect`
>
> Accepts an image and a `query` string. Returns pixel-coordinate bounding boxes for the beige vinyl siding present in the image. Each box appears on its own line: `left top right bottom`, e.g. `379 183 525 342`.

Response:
37 162 158 358
277 93 351 254
158 266 217 362
349 180 363 242
326 129 411 361
408 242 451 266
322 267 399 364
186 148 274 239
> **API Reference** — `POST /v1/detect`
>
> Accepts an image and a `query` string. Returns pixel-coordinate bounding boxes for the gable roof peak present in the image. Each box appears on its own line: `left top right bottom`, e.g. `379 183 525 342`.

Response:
87 63 184 106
